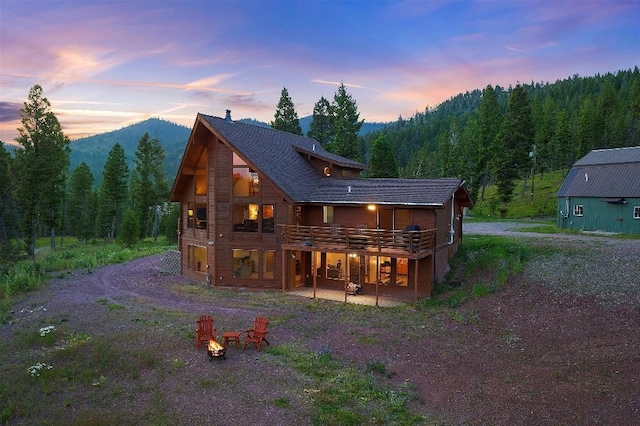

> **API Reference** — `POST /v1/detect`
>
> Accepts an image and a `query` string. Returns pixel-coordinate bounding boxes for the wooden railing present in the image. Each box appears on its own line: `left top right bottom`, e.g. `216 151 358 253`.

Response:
279 225 435 256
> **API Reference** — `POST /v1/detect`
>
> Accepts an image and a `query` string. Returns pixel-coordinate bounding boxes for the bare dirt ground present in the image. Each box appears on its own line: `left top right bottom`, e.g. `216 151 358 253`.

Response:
2 226 639 425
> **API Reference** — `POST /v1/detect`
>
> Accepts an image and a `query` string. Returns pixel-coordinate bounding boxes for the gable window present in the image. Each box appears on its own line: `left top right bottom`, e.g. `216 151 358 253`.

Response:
573 205 583 217
323 206 334 223
634 206 640 219
232 153 259 196
187 203 207 229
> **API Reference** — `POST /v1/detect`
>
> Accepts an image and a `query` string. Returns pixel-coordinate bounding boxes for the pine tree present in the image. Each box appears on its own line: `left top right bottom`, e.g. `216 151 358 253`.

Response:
98 143 129 243
117 206 139 248
131 133 168 241
68 162 94 244
0 143 18 253
307 96 333 145
12 84 70 257
368 133 399 177
330 82 364 160
470 85 502 202
271 87 302 135
492 85 534 217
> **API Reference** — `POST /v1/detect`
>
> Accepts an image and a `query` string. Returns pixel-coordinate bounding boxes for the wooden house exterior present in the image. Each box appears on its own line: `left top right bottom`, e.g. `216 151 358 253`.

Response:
557 146 640 235
170 112 472 304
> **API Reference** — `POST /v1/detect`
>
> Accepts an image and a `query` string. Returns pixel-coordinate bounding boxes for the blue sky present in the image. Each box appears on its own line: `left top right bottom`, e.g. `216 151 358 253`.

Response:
1 0 638 142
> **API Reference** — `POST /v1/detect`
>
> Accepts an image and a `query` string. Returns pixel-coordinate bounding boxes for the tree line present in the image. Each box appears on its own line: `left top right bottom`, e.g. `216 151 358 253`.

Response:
0 85 178 262
3 70 638 259
362 68 640 209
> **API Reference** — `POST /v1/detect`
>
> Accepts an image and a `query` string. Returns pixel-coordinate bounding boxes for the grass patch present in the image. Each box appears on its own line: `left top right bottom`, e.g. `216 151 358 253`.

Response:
269 343 427 424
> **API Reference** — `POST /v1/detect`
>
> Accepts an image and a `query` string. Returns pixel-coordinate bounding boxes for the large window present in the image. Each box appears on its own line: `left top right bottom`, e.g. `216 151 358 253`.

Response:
233 203 259 232
187 245 207 273
573 205 583 217
187 203 207 229
232 249 258 278
233 153 259 197
326 252 343 279
233 203 274 233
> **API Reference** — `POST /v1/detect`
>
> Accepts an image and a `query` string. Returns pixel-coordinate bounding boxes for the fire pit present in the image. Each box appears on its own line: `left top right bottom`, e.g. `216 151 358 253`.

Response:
207 339 226 360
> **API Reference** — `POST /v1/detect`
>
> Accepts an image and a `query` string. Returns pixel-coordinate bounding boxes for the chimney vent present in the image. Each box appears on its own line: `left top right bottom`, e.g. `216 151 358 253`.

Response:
312 144 316 152
348 185 351 194
225 110 232 121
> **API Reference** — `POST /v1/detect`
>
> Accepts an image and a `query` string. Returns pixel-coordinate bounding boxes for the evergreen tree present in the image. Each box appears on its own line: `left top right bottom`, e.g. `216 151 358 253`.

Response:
12 84 70 257
271 87 302 135
629 75 640 145
307 96 333 145
98 143 129 243
471 85 502 202
552 109 573 172
368 133 399 177
0 144 18 253
330 82 364 160
117 206 139 248
131 133 168 241
492 85 534 217
576 96 597 158
158 202 180 245
67 162 94 244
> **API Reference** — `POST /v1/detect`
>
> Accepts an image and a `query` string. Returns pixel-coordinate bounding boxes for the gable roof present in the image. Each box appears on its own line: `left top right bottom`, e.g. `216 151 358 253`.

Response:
557 146 640 198
171 113 471 207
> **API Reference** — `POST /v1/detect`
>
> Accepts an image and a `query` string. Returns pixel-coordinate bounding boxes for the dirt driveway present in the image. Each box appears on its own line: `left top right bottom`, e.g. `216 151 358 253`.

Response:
2 227 640 425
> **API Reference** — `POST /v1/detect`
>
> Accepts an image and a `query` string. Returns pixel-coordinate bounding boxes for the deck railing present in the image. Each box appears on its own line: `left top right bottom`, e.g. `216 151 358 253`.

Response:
279 225 435 256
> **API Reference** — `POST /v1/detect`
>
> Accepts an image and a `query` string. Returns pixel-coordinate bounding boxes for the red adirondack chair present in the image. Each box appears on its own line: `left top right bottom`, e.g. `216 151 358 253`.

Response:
243 316 270 352
196 315 216 348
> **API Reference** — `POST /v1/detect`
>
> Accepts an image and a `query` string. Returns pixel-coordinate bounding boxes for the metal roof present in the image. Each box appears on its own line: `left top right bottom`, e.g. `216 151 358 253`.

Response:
557 146 640 198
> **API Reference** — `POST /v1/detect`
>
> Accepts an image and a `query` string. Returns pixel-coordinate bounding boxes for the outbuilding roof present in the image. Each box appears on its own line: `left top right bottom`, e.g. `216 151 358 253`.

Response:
557 146 640 198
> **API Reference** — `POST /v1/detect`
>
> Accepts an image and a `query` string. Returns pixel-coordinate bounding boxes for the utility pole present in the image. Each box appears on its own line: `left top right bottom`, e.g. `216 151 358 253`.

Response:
529 144 537 205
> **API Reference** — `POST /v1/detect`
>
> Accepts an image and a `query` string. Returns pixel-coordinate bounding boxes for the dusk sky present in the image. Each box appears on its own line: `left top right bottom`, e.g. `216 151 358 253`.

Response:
1 0 638 143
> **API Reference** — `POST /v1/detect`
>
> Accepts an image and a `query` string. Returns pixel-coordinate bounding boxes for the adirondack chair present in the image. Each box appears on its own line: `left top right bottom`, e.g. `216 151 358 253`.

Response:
196 315 217 348
243 316 270 352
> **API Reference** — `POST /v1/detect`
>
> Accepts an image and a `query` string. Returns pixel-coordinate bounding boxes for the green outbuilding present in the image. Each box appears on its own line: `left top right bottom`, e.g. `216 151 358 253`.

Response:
557 146 640 235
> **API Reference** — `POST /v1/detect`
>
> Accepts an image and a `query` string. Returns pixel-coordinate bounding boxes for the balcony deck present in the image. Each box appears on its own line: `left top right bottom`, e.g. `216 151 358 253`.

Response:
279 225 435 259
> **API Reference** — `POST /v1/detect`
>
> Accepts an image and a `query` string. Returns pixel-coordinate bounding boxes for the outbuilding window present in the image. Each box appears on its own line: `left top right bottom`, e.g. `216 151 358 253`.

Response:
573 205 583 217
634 206 640 219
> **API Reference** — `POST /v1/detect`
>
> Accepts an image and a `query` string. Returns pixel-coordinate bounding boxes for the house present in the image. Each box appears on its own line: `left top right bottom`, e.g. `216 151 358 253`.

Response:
169 112 472 304
556 146 640 234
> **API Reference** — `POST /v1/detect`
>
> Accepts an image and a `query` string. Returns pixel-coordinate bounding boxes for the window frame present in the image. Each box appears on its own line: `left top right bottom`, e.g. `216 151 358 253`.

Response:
634 206 640 219
573 205 583 217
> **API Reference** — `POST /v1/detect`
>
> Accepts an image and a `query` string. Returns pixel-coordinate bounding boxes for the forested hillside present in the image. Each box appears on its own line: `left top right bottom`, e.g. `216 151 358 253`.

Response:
68 118 191 187
361 68 640 203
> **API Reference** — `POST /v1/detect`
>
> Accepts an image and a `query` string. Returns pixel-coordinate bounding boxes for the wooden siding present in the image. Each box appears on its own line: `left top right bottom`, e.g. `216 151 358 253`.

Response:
557 196 640 234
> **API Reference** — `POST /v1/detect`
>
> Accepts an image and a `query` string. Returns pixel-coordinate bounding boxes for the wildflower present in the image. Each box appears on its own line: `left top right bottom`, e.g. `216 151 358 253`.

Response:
28 362 53 377
39 325 55 336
